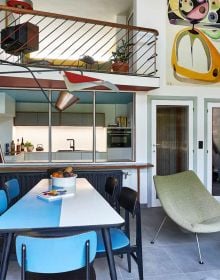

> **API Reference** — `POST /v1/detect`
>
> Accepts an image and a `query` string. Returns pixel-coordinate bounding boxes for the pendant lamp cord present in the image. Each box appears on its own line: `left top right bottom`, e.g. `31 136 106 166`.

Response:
0 59 59 110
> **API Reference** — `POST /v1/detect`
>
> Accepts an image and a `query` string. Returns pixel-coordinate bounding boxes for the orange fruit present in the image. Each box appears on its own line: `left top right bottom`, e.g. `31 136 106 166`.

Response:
52 172 59 177
57 171 63 178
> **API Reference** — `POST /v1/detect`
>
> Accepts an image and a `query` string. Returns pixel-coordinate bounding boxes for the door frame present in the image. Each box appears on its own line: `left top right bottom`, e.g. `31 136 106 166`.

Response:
147 97 195 207
206 101 220 200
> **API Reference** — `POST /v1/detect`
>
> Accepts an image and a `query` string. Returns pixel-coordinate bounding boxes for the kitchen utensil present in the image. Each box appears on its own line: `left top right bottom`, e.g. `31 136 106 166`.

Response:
36 144 44 151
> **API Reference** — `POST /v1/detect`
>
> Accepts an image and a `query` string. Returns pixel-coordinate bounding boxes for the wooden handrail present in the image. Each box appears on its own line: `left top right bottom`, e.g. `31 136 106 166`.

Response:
0 5 159 36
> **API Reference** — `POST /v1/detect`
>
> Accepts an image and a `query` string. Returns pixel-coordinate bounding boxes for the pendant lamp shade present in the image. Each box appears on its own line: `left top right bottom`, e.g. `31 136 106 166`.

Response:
7 0 33 10
55 91 79 111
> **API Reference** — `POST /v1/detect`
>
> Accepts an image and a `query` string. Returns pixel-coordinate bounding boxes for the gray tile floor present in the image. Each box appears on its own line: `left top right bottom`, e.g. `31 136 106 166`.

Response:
6 207 220 280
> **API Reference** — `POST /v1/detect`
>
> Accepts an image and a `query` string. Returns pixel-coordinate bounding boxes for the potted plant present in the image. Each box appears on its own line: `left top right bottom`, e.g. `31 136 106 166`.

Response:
24 141 34 152
111 39 133 73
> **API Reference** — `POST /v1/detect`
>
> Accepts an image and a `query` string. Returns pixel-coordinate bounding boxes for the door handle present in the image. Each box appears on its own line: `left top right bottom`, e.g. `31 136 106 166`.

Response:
153 144 161 152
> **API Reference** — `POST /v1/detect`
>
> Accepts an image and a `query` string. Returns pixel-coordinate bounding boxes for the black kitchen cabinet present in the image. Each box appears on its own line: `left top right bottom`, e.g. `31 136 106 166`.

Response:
37 112 49 125
60 112 105 126
14 112 105 126
61 112 85 126
61 112 105 126
14 112 38 126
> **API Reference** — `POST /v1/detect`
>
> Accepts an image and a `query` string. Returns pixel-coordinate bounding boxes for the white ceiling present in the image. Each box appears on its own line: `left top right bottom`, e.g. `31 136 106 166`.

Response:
32 0 133 22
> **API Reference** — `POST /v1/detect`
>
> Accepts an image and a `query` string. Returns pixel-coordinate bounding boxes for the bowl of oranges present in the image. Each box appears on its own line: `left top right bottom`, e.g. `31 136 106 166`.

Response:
51 167 77 192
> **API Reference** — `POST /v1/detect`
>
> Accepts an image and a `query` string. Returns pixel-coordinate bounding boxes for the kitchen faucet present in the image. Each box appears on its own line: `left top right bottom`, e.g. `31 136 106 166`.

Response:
67 139 75 151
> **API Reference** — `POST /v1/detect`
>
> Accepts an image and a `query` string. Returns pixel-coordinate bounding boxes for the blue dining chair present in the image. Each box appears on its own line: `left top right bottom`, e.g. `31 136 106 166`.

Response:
96 187 143 280
4 178 20 205
0 189 8 268
0 189 8 215
16 231 97 280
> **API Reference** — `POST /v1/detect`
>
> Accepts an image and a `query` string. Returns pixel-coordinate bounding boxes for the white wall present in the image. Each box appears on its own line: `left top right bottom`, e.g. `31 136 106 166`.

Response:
0 117 14 154
0 93 15 116
0 93 15 154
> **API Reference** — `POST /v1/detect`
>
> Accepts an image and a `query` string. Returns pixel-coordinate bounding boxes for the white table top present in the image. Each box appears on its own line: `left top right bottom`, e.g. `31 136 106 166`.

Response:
0 178 124 232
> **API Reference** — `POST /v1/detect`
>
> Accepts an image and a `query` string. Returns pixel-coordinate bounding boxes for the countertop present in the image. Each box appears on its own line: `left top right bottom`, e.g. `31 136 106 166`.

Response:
0 162 153 172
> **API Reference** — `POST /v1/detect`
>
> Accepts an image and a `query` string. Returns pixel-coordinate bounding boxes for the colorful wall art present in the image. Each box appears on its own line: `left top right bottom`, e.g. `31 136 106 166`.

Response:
167 0 220 85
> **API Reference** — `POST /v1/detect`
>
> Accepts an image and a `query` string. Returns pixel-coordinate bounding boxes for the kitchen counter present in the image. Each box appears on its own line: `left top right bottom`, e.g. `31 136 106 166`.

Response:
0 162 153 171
4 153 25 163
5 151 107 162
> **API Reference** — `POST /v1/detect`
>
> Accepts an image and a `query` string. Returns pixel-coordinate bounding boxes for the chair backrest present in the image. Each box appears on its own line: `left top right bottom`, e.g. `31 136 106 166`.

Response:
153 170 220 229
105 176 118 196
16 231 97 274
117 187 141 243
105 176 118 208
0 189 8 214
118 187 138 215
5 178 20 202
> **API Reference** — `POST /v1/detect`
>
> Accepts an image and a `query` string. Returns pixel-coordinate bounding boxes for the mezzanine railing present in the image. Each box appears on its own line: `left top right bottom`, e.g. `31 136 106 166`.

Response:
0 5 159 76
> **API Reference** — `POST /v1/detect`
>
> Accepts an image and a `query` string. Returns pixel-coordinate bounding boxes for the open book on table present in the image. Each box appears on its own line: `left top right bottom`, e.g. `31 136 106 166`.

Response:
37 187 74 201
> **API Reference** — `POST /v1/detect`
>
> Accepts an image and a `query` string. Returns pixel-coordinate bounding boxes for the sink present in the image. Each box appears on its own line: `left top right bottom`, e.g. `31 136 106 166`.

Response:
57 150 73 152
56 150 90 152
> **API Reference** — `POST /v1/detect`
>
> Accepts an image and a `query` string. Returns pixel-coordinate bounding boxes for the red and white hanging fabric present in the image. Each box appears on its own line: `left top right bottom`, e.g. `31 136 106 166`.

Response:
63 71 119 92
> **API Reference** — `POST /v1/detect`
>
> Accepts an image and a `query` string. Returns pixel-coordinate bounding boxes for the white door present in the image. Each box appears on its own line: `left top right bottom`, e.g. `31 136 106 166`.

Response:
207 103 220 200
151 100 194 206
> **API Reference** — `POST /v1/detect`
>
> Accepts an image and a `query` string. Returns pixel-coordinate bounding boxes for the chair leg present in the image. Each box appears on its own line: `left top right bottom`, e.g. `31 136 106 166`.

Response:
151 216 167 244
195 233 204 264
21 244 26 280
86 240 90 280
126 252 131 272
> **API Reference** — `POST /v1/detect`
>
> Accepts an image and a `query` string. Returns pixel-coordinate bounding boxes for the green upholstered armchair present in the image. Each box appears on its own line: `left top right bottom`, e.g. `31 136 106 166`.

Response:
151 170 220 264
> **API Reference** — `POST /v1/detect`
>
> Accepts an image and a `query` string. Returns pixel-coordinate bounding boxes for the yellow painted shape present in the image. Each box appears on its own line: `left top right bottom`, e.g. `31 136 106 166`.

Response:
171 27 220 82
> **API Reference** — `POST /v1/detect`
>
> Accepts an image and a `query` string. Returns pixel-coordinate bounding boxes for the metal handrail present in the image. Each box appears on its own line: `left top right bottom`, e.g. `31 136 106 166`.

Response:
0 5 159 77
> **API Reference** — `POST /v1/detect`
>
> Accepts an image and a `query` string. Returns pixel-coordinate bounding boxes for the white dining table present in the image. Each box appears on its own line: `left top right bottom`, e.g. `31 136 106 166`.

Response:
0 178 124 280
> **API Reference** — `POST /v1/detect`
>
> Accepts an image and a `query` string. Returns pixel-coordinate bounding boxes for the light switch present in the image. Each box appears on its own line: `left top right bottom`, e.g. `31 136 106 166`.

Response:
198 141 203 149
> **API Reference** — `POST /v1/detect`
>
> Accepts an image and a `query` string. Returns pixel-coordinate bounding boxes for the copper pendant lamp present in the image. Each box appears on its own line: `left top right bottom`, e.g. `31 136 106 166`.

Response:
55 91 79 111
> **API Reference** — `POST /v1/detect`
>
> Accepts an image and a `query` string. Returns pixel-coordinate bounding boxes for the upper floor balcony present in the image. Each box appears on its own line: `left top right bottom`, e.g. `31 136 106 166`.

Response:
0 4 159 91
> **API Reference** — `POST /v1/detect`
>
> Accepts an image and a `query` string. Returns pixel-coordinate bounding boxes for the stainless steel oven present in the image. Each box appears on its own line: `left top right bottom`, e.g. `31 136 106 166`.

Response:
107 128 131 148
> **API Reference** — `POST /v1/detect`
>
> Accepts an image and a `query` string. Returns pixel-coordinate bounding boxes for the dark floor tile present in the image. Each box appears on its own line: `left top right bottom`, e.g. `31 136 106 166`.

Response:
6 261 20 280
144 274 190 280
186 269 220 280
94 258 123 280
142 245 183 276
163 241 220 273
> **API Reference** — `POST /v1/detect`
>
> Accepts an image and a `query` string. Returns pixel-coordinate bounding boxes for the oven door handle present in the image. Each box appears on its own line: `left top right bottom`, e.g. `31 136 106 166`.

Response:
108 133 131 136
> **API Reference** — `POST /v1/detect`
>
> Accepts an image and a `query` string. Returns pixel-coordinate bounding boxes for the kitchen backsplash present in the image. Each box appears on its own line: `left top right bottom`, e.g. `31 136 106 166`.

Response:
14 126 107 152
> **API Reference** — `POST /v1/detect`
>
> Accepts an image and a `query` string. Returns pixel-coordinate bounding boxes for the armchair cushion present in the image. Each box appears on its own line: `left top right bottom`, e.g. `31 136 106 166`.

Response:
192 215 220 232
154 170 220 233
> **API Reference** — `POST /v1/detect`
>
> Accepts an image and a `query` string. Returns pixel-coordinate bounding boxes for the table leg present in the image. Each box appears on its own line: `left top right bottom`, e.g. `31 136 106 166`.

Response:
101 228 117 280
0 232 13 280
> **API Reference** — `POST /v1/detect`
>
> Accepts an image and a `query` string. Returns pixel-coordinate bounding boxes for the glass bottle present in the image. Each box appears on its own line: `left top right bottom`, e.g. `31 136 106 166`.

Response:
5 143 9 155
16 139 21 154
10 140 15 155
21 137 25 152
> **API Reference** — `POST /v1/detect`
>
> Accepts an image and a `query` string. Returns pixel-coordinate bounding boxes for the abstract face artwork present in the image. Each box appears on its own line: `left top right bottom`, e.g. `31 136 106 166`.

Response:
168 0 220 83
179 0 209 23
